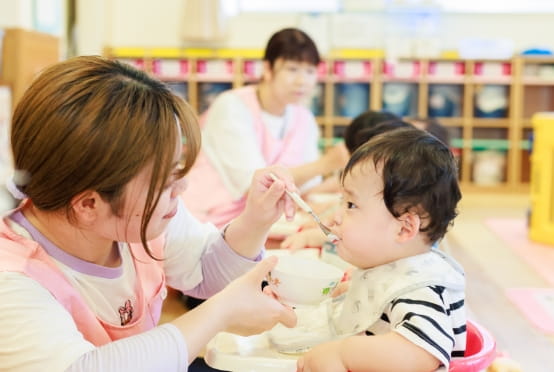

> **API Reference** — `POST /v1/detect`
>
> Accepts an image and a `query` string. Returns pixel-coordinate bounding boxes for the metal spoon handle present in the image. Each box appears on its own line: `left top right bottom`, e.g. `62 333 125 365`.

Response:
269 173 313 214
269 172 339 243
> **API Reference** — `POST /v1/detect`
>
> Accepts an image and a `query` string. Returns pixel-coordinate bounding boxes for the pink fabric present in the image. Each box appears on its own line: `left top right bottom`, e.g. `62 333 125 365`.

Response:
0 211 166 346
182 85 312 228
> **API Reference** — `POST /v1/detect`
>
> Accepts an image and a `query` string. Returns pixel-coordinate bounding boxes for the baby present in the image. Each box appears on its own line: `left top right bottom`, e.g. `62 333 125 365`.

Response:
297 127 465 372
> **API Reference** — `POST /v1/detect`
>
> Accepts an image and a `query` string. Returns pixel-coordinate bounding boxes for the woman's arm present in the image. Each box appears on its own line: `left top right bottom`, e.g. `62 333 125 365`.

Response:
0 264 295 370
0 273 95 371
66 324 187 371
290 143 349 188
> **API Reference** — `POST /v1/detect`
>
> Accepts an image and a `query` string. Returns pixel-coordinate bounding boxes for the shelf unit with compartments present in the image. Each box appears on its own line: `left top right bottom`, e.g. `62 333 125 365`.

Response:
105 47 554 193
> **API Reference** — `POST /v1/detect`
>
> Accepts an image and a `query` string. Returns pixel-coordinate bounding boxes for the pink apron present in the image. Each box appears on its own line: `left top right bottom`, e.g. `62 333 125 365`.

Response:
182 85 313 227
0 212 166 346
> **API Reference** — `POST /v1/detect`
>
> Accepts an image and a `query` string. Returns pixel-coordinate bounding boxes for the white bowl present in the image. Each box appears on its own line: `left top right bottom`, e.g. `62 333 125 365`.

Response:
268 256 344 307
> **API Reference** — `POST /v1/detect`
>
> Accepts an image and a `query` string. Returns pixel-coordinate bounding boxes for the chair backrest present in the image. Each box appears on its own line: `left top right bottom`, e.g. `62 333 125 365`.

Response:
449 319 498 372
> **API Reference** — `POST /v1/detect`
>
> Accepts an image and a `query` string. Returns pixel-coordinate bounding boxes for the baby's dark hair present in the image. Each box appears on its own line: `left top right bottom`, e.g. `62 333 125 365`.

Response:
343 110 405 153
342 127 461 243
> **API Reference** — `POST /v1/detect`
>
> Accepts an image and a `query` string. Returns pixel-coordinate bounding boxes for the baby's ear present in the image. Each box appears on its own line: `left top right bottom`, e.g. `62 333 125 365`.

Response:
396 212 421 243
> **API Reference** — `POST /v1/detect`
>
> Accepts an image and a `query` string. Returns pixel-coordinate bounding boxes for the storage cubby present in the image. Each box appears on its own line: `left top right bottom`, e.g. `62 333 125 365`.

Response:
522 86 554 119
333 82 370 118
428 84 463 118
104 48 554 193
309 82 325 117
197 82 232 114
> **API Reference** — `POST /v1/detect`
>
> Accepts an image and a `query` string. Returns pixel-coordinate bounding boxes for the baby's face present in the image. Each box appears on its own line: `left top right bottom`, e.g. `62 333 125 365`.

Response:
331 161 406 269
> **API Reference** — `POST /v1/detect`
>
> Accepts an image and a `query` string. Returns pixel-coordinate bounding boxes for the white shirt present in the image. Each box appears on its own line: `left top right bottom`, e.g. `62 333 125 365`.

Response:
202 89 321 199
0 201 260 371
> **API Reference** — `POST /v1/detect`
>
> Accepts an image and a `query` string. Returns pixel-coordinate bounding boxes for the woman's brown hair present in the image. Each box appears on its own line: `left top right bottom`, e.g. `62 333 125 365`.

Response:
11 56 200 257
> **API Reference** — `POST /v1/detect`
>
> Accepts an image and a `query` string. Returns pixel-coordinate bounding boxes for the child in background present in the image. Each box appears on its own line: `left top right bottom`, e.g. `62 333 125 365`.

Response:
297 127 465 372
0 56 298 371
406 116 450 146
281 110 412 250
304 110 401 197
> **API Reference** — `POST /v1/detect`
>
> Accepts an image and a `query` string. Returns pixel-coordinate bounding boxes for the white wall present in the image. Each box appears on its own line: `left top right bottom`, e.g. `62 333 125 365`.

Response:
75 0 554 57
0 0 33 29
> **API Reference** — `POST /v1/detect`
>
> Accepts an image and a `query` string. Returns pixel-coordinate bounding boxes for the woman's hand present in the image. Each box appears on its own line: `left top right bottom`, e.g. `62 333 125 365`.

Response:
242 166 297 229
280 228 326 251
213 256 297 335
172 257 297 362
227 166 298 258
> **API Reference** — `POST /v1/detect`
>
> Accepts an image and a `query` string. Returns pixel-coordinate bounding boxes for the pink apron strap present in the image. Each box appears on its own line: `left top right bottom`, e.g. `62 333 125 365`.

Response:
0 216 166 345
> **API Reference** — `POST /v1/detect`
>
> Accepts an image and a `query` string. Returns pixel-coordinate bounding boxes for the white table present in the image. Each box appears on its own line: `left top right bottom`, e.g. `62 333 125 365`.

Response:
205 332 300 372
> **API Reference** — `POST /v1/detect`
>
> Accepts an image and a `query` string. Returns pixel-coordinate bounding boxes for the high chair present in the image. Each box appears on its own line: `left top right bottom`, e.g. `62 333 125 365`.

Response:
449 319 498 372
204 319 498 372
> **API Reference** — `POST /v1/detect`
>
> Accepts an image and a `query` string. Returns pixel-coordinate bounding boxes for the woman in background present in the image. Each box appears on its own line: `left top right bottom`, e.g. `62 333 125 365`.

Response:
182 27 349 228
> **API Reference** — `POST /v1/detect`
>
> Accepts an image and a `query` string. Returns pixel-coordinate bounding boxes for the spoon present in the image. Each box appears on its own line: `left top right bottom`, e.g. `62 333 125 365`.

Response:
269 173 340 244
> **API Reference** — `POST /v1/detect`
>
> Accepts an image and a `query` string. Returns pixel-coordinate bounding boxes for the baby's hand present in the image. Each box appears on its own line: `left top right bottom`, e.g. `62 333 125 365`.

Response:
297 339 348 372
280 228 326 251
331 281 349 298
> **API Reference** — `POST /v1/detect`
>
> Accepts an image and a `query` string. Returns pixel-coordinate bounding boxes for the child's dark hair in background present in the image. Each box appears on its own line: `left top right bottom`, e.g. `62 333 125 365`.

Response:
406 117 450 147
343 111 402 153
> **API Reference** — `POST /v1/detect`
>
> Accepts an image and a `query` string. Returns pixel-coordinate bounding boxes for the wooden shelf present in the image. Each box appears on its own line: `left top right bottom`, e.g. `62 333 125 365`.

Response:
472 118 510 128
105 49 554 192
426 76 467 84
381 77 422 83
469 76 513 85
522 77 554 86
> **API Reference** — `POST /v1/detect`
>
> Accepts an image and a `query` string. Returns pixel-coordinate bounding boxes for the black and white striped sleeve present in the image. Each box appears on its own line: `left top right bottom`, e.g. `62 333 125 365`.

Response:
386 286 466 369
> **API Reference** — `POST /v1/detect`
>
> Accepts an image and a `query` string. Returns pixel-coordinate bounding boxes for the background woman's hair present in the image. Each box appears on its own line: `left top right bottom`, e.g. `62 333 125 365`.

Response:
263 27 321 67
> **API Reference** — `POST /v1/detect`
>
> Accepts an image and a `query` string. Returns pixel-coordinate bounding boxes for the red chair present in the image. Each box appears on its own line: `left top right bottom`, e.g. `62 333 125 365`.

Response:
449 319 498 372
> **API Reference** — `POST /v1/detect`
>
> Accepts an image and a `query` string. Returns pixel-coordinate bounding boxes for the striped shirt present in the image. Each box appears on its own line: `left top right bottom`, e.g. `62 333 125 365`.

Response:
365 285 466 368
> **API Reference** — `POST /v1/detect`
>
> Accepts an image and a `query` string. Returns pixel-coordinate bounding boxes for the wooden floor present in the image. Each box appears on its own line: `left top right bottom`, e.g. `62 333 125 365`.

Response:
161 192 554 372
446 193 554 372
